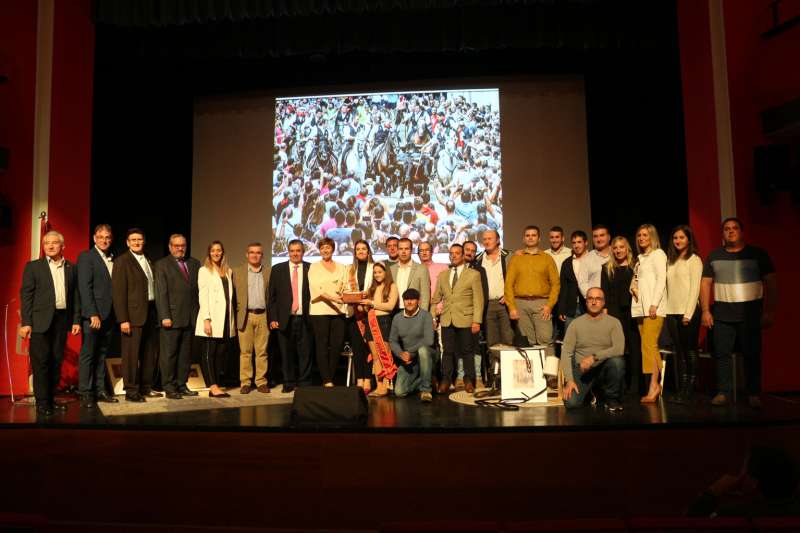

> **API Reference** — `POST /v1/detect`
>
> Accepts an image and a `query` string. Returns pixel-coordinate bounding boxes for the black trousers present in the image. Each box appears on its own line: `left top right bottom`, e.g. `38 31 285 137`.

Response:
78 315 114 396
347 315 371 380
442 325 475 382
120 302 159 394
159 326 193 393
29 310 69 405
309 315 346 384
666 309 700 378
279 315 313 387
201 336 229 387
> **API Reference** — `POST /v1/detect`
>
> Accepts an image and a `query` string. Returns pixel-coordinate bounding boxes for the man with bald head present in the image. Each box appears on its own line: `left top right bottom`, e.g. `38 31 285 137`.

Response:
473 229 513 347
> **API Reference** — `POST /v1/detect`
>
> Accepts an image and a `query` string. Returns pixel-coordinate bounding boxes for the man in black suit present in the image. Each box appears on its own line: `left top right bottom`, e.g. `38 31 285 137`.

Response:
268 239 312 392
155 234 201 399
19 231 81 416
558 231 589 334
113 228 161 402
77 224 119 408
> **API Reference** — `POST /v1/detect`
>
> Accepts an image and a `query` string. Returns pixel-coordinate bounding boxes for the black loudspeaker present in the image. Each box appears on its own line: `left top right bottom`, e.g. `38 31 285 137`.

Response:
290 386 368 429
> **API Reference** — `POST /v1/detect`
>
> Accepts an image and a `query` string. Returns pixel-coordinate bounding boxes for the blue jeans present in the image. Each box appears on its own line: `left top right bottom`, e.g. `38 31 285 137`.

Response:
712 319 762 395
457 354 482 381
394 346 434 396
563 356 625 409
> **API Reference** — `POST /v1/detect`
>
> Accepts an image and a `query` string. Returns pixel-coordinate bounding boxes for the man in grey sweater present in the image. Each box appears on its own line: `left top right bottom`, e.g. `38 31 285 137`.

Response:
389 288 435 402
561 287 626 412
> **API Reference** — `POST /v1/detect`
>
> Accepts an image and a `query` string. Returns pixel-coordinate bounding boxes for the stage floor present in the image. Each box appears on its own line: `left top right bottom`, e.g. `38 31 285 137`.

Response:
2 389 800 432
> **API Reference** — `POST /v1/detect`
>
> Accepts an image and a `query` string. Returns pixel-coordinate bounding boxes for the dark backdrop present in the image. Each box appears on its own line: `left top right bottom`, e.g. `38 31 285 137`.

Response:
90 0 688 258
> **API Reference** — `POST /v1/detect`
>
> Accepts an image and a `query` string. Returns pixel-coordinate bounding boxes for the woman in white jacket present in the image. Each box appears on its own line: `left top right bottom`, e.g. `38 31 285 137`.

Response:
195 241 235 398
631 224 667 403
665 225 703 404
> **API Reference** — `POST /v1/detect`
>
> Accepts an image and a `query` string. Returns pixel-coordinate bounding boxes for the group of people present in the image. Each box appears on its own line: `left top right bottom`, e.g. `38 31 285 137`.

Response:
272 91 503 258
19 216 775 416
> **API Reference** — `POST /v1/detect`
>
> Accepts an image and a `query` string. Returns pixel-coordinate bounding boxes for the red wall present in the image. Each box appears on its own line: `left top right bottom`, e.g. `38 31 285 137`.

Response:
679 0 800 392
0 2 38 396
0 0 93 395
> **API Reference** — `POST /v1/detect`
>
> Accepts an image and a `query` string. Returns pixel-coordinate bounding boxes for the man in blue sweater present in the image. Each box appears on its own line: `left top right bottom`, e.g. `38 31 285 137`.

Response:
389 288 435 402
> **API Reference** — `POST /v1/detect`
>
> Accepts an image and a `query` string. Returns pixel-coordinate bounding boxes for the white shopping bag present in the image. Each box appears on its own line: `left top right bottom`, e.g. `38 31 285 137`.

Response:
499 347 548 403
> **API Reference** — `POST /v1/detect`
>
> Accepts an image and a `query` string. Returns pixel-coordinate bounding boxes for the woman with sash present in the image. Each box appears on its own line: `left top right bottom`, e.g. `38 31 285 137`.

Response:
346 240 374 393
359 262 399 397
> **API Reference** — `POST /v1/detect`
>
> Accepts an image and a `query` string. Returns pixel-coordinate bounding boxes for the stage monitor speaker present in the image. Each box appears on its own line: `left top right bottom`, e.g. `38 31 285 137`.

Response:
290 386 368 429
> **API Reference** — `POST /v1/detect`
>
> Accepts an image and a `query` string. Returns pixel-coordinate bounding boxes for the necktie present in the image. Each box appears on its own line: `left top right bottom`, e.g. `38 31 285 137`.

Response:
178 259 189 282
451 267 458 289
291 264 300 314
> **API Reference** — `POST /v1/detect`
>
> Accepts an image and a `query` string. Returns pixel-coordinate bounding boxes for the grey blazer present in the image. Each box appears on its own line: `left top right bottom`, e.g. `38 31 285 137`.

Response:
389 261 431 311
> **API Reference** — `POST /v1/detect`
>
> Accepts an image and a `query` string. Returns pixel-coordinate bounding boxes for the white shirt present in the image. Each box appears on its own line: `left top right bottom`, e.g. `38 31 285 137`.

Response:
95 246 113 276
449 265 465 288
47 257 67 310
578 249 610 298
481 253 505 300
665 254 703 320
132 251 155 301
544 246 572 274
289 262 304 315
631 248 668 318
395 262 413 307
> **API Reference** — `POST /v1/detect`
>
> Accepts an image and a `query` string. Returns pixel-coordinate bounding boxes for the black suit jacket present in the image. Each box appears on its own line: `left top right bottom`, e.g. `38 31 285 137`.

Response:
154 255 200 329
467 262 490 319
112 250 155 327
558 256 584 317
77 247 114 320
20 258 80 333
268 260 311 331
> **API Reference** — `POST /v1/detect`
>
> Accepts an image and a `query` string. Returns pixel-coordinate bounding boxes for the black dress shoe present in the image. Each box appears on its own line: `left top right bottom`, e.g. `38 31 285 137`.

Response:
165 391 183 400
281 385 295 393
37 405 54 416
178 386 198 396
96 392 119 403
80 396 97 409
142 390 163 398
125 392 146 402
52 402 68 411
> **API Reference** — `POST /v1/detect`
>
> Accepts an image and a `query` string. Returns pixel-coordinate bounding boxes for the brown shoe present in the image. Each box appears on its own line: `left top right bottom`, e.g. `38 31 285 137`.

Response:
240 385 252 394
257 385 270 394
464 380 475 394
711 393 728 406
437 380 451 395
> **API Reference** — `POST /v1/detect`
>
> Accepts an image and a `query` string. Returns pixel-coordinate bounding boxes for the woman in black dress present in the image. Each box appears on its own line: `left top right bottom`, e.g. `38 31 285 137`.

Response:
601 236 642 397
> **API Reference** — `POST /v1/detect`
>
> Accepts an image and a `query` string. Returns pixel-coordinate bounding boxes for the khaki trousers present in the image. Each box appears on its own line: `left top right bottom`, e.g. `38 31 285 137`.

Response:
238 311 269 387
638 316 664 375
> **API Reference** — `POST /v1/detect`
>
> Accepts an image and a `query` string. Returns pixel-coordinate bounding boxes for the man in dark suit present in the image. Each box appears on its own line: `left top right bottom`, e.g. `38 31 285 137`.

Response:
558 230 589 334
112 228 161 402
19 231 81 416
77 224 118 409
154 233 200 399
268 238 312 392
463 240 489 385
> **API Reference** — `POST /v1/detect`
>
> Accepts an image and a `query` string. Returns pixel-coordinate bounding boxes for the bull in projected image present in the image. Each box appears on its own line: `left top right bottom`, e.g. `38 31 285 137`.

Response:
272 89 502 261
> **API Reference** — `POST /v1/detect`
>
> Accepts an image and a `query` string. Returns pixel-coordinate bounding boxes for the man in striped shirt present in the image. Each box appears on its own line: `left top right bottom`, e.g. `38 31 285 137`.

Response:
701 217 777 408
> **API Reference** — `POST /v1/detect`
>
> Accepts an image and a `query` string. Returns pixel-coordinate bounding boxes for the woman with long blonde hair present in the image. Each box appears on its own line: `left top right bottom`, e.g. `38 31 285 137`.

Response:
195 241 236 398
630 224 668 403
601 236 642 397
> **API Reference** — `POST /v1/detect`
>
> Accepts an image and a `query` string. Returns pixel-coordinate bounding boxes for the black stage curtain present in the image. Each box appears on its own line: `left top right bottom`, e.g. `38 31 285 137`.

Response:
93 0 669 60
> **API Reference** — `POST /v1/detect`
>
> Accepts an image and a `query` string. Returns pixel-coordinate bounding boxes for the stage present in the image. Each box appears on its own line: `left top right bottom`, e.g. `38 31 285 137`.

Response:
2 391 800 531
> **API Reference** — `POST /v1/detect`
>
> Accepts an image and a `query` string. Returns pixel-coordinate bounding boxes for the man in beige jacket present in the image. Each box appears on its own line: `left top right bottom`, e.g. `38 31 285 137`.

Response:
232 243 271 393
431 243 484 394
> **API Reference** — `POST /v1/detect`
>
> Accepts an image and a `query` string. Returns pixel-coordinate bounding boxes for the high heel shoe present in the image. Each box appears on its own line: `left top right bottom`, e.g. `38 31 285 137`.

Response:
369 378 389 397
640 383 662 404
209 390 230 398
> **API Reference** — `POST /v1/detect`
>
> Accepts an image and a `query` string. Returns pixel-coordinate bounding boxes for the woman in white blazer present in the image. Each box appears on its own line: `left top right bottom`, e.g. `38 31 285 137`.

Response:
630 224 667 404
195 240 235 398
664 225 703 404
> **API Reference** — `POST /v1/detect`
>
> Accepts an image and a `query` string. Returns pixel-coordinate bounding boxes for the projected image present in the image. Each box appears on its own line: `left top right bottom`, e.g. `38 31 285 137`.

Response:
272 89 502 261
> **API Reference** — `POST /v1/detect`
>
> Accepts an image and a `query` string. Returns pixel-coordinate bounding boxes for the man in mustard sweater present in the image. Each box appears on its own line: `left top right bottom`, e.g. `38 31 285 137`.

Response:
504 225 560 358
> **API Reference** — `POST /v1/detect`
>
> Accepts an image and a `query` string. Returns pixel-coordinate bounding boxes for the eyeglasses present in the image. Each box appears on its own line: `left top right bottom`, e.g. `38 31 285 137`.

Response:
586 297 605 302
